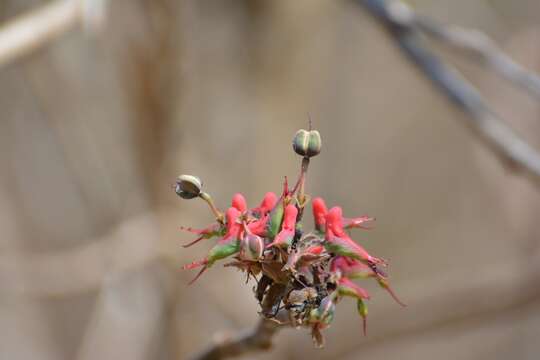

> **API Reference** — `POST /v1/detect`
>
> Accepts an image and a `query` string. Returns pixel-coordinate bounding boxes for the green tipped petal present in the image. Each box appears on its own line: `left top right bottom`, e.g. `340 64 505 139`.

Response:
207 240 240 267
324 242 360 260
357 298 368 335
357 299 368 318
267 203 284 240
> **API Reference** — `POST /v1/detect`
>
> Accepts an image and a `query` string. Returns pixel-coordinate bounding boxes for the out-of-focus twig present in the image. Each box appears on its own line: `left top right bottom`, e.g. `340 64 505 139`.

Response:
190 283 290 360
355 0 540 184
415 18 540 100
363 0 540 100
189 316 287 360
0 0 107 68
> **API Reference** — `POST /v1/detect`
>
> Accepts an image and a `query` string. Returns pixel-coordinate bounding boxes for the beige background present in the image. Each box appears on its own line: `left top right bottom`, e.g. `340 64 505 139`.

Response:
1 0 540 359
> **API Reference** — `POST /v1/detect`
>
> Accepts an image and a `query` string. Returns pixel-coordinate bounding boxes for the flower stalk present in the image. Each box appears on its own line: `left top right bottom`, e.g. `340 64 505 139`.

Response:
199 191 224 224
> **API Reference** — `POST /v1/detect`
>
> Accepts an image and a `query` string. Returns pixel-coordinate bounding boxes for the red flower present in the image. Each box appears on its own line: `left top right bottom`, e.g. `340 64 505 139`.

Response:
266 204 298 249
324 206 386 266
251 192 277 217
248 216 269 237
182 207 243 284
231 193 247 212
312 197 328 233
176 128 404 344
331 256 405 307
337 277 370 335
180 223 224 248
343 215 374 230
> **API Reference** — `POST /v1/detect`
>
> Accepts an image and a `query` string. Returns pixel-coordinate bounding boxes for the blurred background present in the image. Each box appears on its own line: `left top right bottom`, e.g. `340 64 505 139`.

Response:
1 0 540 359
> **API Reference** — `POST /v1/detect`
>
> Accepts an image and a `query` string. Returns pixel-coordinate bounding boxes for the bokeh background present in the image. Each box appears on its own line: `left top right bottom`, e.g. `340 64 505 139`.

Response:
1 0 540 359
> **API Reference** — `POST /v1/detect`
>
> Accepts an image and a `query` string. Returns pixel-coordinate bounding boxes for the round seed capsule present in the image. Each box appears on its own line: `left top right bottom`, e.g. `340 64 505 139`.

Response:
175 174 202 199
292 129 322 158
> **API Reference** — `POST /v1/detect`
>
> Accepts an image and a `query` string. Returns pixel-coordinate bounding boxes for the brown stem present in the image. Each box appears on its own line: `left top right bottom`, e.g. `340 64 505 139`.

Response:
188 316 287 360
189 284 290 360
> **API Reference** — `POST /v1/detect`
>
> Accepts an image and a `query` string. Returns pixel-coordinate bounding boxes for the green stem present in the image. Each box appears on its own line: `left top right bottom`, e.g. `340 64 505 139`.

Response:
298 157 310 205
199 192 224 224
294 157 310 222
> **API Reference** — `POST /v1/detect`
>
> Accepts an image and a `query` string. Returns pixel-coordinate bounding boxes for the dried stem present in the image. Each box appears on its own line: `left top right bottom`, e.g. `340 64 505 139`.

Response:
415 18 540 100
0 0 107 68
188 316 286 360
189 283 291 360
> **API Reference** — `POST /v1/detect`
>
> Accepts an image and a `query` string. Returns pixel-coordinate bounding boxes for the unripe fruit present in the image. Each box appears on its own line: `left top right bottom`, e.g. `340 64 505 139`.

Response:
292 129 322 158
175 174 202 199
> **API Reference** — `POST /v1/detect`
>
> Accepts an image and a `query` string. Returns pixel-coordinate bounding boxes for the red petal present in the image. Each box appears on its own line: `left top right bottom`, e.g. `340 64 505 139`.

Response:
182 235 205 248
182 258 208 270
231 193 247 212
188 266 208 285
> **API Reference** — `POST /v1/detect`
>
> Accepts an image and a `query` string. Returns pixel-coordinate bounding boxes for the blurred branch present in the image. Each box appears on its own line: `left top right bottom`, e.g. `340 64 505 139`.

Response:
190 283 291 360
415 18 540 100
189 315 287 360
0 0 107 68
355 0 540 184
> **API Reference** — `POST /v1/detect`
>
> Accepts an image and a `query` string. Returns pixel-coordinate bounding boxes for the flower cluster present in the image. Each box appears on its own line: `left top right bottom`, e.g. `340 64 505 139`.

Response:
175 128 404 347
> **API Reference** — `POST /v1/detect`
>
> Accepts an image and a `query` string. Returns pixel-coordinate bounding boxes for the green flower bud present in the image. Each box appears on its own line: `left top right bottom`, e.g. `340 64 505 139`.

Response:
292 129 322 158
175 174 202 199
